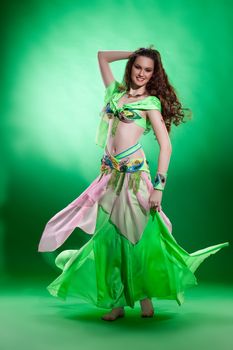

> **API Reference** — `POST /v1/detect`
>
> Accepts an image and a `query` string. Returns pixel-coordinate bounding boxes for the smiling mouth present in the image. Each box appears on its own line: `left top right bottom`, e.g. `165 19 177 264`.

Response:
136 77 145 81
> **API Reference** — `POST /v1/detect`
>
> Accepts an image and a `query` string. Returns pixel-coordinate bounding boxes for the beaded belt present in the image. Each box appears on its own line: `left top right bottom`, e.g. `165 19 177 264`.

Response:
101 153 145 173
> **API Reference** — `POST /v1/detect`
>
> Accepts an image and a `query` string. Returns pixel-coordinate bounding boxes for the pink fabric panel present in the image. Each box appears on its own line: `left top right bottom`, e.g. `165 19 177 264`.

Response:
38 170 172 252
38 173 111 252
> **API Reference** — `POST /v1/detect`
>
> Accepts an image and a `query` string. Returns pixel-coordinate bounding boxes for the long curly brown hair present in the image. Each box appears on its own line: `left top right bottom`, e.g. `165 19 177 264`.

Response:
119 45 192 134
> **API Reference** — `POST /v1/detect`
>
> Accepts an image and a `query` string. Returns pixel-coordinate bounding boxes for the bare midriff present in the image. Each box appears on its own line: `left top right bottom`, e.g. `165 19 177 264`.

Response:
105 111 147 161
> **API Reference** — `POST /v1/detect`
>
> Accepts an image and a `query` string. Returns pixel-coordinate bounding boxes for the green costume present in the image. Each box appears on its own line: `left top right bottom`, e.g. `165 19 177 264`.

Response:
38 80 229 309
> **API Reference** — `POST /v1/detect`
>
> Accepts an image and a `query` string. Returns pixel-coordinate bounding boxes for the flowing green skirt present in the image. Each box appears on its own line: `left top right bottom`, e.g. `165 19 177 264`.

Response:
38 167 229 309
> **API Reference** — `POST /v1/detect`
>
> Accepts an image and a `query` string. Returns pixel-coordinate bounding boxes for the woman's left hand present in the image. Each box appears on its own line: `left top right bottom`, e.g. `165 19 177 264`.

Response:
149 189 163 212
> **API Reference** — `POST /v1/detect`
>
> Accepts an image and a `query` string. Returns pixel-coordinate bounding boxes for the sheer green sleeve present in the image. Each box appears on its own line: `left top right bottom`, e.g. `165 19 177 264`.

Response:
95 108 109 149
95 80 121 149
104 80 122 104
143 96 162 135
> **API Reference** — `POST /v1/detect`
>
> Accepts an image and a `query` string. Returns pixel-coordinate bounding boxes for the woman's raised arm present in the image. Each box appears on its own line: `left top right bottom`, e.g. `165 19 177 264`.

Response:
97 50 133 87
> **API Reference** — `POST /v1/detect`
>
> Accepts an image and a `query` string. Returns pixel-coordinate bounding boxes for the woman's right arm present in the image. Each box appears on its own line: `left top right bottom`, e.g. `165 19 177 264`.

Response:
97 50 133 87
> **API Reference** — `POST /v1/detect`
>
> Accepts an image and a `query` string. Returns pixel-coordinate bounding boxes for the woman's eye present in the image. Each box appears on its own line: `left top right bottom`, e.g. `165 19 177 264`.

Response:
135 66 151 72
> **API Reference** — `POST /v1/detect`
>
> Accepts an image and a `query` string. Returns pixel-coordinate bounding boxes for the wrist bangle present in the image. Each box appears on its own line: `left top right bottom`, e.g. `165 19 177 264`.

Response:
152 172 168 191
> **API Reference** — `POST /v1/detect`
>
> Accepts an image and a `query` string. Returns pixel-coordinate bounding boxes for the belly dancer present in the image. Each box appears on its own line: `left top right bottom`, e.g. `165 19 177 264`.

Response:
38 47 229 321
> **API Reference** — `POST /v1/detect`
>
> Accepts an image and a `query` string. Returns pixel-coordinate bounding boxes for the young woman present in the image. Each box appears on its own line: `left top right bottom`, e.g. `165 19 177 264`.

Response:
38 47 229 321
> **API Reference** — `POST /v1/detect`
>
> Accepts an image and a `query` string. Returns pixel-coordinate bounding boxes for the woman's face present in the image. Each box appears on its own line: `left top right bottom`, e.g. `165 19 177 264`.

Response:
130 56 154 88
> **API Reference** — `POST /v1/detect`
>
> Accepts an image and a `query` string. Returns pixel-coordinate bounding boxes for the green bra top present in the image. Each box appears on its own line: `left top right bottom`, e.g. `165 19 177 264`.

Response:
95 79 162 148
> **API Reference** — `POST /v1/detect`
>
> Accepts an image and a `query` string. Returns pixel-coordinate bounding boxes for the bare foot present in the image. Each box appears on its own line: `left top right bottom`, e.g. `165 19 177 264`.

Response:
140 298 154 317
101 307 125 321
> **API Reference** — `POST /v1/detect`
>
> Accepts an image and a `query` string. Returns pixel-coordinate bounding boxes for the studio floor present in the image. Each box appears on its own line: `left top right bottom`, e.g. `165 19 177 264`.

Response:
1 278 233 350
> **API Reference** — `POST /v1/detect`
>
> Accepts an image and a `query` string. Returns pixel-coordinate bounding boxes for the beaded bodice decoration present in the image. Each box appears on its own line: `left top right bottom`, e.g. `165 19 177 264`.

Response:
105 102 144 136
95 80 162 149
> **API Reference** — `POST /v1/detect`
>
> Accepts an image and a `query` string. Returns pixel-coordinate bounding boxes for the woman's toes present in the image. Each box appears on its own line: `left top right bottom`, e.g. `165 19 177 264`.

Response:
101 314 114 321
140 298 154 317
141 309 154 318
101 308 125 321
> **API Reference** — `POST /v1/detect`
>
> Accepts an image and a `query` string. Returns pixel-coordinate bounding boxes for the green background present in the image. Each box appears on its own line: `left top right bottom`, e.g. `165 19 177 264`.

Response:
1 0 231 281
0 1 232 349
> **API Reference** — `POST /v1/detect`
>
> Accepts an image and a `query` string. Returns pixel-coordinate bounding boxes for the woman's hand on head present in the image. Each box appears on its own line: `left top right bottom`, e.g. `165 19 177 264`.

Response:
149 189 163 212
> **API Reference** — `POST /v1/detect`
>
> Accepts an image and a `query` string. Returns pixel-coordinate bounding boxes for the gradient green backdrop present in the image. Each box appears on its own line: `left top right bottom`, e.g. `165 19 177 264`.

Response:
1 0 232 286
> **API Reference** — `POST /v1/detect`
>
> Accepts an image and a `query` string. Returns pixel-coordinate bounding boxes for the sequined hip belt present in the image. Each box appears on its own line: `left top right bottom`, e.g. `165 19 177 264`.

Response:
100 142 150 173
